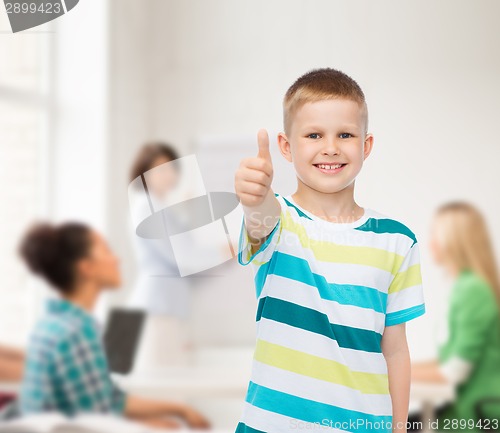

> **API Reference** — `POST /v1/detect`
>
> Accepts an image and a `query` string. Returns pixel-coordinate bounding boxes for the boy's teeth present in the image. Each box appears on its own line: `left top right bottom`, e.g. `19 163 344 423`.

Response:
317 164 343 170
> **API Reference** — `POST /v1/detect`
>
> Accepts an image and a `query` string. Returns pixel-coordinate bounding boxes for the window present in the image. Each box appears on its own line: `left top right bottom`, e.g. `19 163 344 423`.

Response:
0 15 50 345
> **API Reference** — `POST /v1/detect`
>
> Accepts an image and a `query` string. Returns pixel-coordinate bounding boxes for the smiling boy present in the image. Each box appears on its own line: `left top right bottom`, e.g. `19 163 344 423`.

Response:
234 68 425 433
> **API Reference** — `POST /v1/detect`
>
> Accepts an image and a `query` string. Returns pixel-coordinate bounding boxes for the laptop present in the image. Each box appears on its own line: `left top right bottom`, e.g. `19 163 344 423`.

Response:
103 308 146 375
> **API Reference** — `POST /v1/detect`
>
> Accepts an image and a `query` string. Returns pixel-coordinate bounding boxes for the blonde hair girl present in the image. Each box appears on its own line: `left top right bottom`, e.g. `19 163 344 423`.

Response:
410 202 500 431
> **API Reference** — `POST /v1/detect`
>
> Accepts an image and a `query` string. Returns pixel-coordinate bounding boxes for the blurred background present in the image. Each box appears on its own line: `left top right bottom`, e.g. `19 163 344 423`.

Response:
1 0 500 429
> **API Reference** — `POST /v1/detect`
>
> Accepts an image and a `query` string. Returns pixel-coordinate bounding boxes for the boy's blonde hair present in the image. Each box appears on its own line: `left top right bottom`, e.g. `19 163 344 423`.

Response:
283 68 368 136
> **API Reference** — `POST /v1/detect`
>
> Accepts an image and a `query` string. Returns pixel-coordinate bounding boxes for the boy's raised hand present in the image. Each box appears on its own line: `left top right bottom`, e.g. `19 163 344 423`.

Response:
235 128 274 207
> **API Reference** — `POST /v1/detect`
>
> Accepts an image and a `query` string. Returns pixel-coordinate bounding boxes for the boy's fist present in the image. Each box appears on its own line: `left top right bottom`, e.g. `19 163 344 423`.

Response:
235 129 274 207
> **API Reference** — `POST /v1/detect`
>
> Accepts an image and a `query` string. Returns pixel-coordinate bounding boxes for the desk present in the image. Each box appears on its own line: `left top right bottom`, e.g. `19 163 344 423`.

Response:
1 375 455 431
116 371 455 432
113 366 249 400
0 412 235 433
0 381 19 394
113 366 250 429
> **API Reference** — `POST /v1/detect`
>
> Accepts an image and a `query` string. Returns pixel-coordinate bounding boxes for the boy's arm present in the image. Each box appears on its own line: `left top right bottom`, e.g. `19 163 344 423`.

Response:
243 188 280 255
382 323 410 433
235 129 280 255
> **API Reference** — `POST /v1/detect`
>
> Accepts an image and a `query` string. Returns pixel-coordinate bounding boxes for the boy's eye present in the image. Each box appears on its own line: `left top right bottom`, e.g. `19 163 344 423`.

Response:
307 133 321 139
339 133 353 139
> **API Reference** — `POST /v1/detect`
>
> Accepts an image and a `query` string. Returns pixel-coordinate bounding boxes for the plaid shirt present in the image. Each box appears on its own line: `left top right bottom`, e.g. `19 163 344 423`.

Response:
20 298 127 416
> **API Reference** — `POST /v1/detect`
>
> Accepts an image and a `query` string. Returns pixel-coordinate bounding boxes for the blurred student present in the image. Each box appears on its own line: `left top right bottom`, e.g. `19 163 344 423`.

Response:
128 142 189 317
127 143 193 368
411 202 500 430
18 222 210 429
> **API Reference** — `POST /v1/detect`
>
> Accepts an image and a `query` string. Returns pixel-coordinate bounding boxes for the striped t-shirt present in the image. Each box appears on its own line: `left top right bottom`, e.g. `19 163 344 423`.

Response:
236 193 425 433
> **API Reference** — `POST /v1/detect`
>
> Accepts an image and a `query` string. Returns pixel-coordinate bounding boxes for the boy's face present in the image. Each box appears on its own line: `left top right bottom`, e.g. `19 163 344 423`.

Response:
278 99 373 196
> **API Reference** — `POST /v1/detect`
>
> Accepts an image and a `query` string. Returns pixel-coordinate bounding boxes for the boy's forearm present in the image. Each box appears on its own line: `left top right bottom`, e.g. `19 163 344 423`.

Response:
386 350 411 433
242 188 280 242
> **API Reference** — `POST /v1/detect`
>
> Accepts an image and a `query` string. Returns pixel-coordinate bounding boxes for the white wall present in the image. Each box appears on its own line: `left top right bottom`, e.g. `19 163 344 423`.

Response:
106 0 500 357
51 0 109 229
103 0 154 313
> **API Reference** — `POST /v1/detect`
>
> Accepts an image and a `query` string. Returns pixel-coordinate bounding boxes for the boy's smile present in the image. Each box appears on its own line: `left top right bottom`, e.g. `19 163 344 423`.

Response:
278 98 373 197
313 163 347 174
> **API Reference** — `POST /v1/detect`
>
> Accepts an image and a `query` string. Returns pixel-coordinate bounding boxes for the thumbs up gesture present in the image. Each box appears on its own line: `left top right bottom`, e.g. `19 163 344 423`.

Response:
235 129 274 207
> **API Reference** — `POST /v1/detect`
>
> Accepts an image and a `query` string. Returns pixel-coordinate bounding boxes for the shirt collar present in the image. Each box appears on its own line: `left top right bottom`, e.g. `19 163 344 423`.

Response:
46 297 94 324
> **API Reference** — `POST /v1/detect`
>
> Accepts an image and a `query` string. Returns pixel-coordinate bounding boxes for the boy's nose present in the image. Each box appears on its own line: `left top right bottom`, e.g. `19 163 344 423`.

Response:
321 139 341 155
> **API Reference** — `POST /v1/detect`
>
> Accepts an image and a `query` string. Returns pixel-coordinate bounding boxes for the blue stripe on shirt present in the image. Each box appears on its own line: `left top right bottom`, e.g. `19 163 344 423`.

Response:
245 381 392 433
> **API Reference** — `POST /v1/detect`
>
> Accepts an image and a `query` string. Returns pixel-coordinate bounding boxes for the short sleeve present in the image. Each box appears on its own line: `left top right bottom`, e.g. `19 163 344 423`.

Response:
440 277 497 364
385 241 426 326
237 193 284 267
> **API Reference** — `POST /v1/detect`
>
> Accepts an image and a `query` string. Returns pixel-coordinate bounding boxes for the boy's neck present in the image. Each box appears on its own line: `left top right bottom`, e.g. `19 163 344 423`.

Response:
292 181 364 223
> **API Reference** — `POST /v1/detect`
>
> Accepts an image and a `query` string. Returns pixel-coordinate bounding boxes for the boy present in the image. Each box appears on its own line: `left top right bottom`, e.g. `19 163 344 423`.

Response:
234 68 425 433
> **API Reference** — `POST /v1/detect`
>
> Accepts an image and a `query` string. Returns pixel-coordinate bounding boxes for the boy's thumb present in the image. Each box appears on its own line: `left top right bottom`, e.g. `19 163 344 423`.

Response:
257 128 272 162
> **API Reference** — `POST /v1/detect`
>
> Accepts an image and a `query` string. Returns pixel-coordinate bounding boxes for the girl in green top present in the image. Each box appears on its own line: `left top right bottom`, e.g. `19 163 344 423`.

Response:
411 202 500 432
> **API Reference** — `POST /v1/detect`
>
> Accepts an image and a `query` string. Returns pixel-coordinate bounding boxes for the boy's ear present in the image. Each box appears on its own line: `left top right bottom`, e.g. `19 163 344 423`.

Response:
277 132 293 163
363 133 374 160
